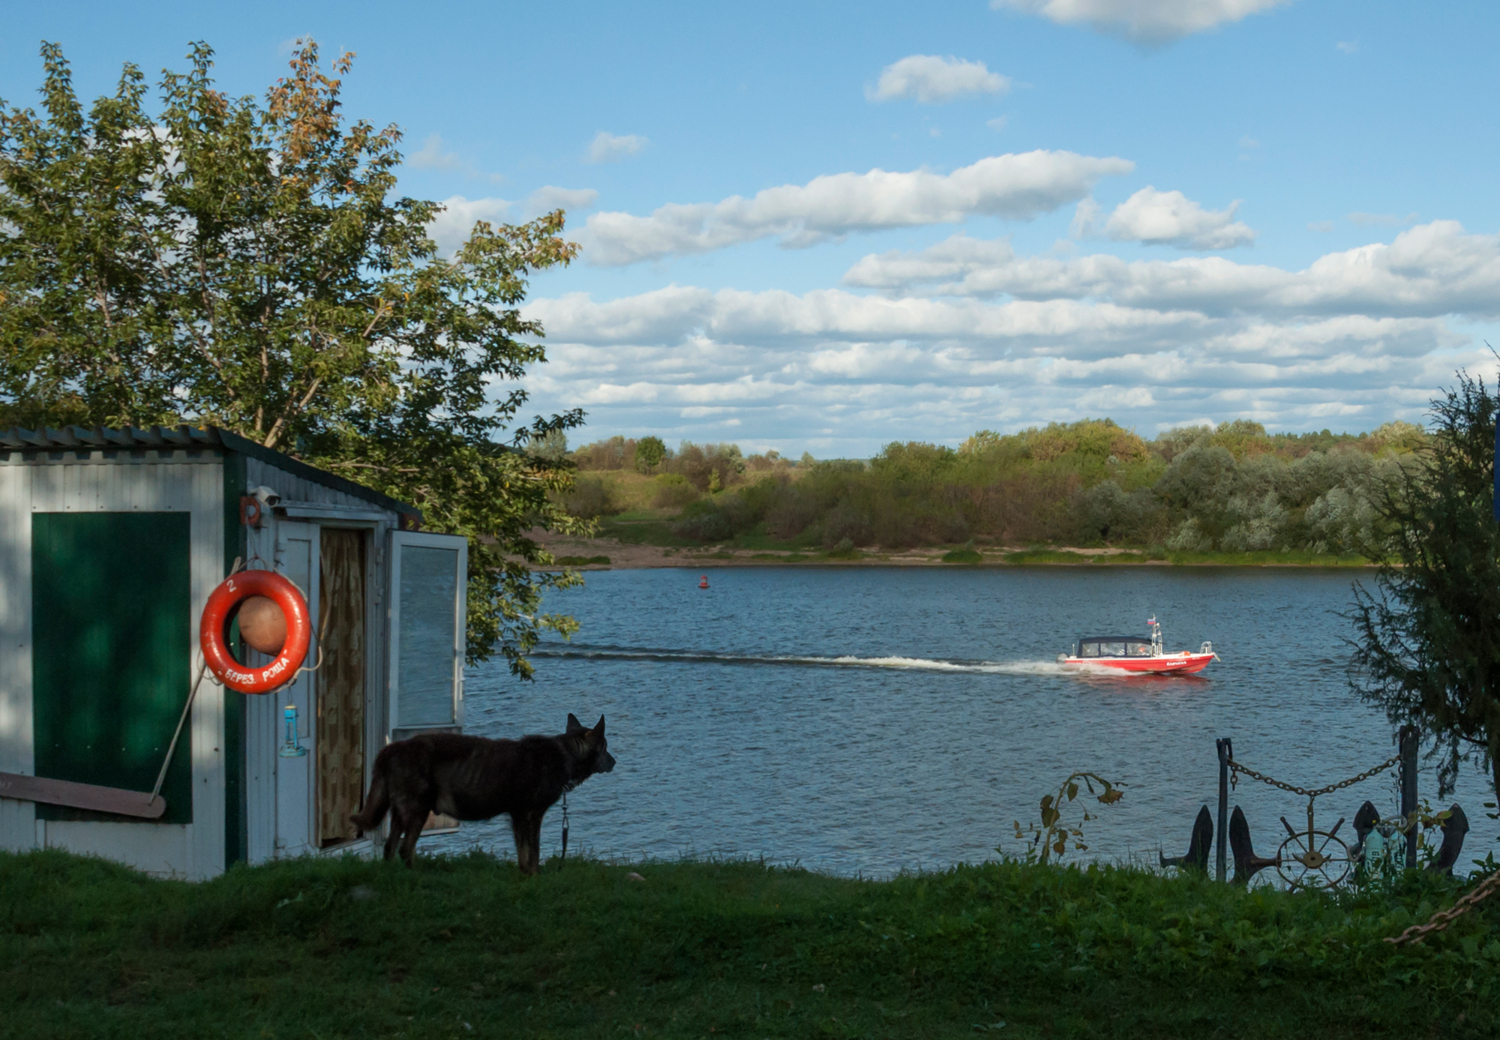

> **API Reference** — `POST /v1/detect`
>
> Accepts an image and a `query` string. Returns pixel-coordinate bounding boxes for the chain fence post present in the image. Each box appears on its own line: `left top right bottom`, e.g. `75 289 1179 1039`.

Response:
1216 737 1231 883
1399 724 1419 868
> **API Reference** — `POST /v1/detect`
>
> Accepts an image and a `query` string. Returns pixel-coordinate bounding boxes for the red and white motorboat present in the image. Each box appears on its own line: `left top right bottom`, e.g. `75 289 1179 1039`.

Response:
1058 618 1218 674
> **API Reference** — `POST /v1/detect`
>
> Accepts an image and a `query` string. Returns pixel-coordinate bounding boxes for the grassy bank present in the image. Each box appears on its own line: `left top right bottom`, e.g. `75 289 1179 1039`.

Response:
3 850 1497 1039
565 518 1373 568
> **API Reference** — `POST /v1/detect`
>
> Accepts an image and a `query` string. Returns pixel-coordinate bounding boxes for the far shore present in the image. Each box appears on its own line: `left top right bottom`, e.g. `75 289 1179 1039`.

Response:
525 530 1377 571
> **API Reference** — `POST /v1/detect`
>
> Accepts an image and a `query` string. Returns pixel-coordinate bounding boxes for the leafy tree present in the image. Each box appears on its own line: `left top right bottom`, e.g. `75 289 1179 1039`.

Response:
526 428 569 461
0 41 588 675
635 434 666 473
1349 372 1500 798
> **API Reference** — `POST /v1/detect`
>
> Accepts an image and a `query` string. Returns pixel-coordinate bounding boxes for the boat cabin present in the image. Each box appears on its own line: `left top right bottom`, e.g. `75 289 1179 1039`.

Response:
0 425 467 879
1074 636 1155 659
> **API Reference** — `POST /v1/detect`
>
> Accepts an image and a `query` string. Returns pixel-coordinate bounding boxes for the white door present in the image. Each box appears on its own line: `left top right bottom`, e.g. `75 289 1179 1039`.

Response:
387 531 468 739
272 521 320 857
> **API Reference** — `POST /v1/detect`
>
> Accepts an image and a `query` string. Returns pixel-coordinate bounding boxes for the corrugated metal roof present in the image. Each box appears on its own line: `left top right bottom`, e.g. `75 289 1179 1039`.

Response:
0 425 422 521
0 424 219 450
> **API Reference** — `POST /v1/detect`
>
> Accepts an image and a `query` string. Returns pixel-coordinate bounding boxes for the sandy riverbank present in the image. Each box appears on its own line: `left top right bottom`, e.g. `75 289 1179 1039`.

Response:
523 530 1374 570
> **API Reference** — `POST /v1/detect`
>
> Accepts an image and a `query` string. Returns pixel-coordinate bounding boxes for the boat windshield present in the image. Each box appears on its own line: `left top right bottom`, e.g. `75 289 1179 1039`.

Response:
1076 637 1153 658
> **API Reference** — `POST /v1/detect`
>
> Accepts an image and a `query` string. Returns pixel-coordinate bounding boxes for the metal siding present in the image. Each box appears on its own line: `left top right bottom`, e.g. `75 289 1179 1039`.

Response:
4 454 228 876
243 516 277 864
31 463 63 513
246 457 384 512
0 465 35 850
221 450 248 868
188 461 225 878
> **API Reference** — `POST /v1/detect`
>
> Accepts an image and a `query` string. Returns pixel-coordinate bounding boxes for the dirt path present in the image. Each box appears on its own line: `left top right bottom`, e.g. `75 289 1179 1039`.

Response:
522 530 1154 570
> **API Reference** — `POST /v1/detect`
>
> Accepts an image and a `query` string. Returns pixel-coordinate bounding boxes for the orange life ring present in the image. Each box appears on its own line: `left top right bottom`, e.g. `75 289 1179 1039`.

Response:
200 570 311 694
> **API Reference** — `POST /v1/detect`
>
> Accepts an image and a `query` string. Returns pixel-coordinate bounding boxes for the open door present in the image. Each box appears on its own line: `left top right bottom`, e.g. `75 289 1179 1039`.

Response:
386 530 467 837
271 521 319 858
387 531 468 740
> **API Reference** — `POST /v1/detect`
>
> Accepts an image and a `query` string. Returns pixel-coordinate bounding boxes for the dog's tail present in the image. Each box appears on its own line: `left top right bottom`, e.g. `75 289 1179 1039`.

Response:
350 752 391 835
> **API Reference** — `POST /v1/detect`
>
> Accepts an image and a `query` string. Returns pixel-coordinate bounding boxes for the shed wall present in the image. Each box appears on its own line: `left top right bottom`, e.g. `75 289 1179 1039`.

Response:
0 450 225 878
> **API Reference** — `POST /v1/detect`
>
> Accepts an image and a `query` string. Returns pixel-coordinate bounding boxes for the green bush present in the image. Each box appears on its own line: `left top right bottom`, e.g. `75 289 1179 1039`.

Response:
650 472 699 509
941 548 984 563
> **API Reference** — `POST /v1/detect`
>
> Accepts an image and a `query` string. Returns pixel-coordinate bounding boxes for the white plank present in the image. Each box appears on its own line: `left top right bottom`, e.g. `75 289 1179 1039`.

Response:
187 461 225 879
271 521 319 859
45 820 190 878
0 465 35 850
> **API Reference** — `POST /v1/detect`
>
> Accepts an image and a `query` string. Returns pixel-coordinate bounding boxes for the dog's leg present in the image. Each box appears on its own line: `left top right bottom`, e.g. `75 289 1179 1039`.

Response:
397 808 423 868
382 820 402 861
526 811 545 874
510 812 537 876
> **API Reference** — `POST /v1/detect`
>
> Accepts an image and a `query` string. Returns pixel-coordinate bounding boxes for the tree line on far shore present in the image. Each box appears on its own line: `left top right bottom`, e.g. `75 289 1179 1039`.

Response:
559 418 1429 553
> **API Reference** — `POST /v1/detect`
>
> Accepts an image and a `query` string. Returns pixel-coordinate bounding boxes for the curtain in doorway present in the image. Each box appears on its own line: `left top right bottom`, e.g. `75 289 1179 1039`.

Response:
317 528 366 846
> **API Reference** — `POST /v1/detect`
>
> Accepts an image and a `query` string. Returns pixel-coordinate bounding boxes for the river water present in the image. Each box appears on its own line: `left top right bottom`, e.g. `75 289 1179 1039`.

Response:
429 566 1498 879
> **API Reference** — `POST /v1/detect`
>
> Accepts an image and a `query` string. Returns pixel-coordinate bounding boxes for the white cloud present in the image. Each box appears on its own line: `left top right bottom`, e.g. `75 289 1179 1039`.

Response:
991 0 1293 44
586 131 649 164
1102 187 1256 250
408 133 463 171
842 221 1500 321
426 195 512 254
1349 211 1418 227
1070 197 1102 238
867 55 1011 104
520 279 1477 454
987 116 1010 131
580 151 1134 265
1337 40 1359 54
1308 220 1334 233
525 186 600 218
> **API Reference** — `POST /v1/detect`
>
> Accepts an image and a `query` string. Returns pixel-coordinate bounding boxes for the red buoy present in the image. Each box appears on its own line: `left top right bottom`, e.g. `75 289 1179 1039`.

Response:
200 570 312 694
699 575 709 589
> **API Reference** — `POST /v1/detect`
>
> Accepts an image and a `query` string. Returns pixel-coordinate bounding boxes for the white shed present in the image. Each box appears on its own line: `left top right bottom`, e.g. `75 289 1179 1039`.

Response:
0 425 468 878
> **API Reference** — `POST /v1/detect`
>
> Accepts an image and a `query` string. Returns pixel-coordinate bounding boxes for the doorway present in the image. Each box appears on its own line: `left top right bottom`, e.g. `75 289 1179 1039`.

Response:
316 528 366 847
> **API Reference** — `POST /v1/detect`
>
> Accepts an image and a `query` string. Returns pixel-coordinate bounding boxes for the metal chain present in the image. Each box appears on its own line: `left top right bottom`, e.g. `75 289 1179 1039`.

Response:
1386 870 1500 945
1227 753 1401 799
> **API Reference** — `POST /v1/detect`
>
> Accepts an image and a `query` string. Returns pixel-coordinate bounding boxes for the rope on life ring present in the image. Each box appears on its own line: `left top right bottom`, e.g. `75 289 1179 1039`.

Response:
200 570 312 694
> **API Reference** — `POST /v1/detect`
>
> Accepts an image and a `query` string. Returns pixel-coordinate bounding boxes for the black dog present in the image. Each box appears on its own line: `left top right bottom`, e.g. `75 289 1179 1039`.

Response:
351 714 616 872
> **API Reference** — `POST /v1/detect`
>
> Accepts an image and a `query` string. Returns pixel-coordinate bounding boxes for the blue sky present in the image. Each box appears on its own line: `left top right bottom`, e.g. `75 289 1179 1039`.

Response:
6 1 1500 455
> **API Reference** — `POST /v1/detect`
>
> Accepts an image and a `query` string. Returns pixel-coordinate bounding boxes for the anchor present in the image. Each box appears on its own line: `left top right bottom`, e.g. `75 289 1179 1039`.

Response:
1227 806 1279 885
1160 805 1213 872
1428 804 1470 875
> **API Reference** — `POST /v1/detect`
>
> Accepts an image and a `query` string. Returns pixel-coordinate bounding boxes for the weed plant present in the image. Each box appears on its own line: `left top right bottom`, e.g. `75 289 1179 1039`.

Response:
3 849 1498 1039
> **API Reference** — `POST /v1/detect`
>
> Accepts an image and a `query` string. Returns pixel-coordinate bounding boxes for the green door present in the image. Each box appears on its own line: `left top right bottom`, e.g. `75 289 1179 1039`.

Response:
32 512 193 824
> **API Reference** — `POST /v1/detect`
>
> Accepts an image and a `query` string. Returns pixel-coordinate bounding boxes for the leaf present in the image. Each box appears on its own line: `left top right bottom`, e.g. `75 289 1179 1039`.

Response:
1066 782 1079 801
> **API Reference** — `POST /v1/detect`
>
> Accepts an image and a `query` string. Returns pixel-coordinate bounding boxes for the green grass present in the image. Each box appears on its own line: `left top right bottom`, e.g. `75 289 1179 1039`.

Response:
551 555 611 567
595 517 694 548
3 850 1497 1039
941 548 984 564
1160 549 1372 566
1003 549 1097 564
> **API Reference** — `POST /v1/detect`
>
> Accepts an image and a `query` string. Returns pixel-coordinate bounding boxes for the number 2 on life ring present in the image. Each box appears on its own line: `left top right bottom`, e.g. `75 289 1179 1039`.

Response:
200 570 312 694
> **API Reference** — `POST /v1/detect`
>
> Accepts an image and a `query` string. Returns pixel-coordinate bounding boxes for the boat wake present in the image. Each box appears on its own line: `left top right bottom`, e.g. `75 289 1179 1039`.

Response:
530 644 1138 677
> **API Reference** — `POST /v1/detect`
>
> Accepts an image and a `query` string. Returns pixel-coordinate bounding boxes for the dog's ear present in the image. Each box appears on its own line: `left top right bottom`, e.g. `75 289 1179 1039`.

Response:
566 712 584 733
594 715 606 737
